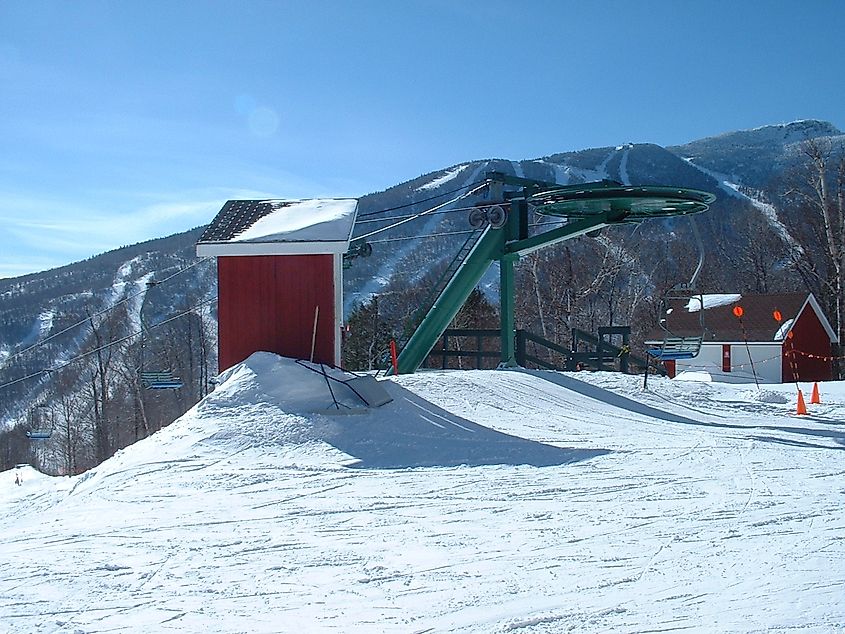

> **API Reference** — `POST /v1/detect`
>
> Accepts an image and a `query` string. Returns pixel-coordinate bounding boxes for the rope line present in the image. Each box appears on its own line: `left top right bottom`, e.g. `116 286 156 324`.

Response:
354 204 486 224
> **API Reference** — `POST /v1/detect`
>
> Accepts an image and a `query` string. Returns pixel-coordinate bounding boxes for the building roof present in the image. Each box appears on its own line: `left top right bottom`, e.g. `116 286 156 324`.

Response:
196 198 359 256
645 292 838 344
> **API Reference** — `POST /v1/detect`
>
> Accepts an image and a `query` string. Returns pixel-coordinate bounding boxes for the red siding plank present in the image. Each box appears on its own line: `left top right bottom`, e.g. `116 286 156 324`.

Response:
217 255 336 370
782 305 833 382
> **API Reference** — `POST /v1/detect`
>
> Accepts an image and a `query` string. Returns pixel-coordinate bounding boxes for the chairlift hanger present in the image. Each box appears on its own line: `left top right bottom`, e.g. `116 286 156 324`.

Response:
646 218 707 361
138 281 184 390
26 403 54 440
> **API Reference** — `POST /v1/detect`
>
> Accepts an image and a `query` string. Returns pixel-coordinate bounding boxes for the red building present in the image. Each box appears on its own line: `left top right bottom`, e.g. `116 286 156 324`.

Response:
646 293 839 383
197 198 358 371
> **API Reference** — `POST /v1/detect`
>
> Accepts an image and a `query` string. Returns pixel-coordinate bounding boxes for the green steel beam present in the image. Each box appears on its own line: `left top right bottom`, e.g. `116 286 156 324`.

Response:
499 198 526 367
395 226 504 374
500 256 516 367
505 210 628 258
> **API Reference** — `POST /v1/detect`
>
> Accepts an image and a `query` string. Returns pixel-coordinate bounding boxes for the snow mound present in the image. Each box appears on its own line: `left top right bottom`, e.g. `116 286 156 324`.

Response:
0 463 47 487
209 352 368 414
674 370 713 382
739 388 790 404
183 353 598 470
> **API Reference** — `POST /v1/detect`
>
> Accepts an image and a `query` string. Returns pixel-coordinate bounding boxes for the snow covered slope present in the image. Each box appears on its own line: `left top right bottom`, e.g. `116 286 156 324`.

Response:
2 353 844 633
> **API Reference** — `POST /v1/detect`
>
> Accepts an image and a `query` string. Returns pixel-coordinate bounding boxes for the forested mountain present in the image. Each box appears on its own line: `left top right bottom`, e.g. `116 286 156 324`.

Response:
2 120 842 473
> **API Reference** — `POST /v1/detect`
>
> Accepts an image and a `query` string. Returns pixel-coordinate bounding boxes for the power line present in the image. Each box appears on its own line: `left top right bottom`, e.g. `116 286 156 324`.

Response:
0 295 218 392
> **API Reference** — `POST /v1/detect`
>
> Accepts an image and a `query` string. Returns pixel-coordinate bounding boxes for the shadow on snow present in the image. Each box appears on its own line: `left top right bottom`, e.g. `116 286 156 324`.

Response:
517 369 845 451
324 382 610 470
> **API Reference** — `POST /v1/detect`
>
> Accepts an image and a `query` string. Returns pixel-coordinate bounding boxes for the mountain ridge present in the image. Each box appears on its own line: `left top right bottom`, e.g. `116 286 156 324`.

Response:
1 119 841 450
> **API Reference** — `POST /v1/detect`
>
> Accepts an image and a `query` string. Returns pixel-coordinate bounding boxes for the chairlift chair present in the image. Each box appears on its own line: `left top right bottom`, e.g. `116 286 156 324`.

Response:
646 218 706 362
26 404 54 440
140 370 184 390
137 276 183 390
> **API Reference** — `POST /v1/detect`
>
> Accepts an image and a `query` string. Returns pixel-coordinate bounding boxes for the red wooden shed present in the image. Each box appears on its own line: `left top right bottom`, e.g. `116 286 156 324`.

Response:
197 198 358 371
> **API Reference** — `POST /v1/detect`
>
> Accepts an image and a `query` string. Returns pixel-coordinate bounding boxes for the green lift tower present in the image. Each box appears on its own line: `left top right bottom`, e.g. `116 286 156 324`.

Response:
386 172 715 374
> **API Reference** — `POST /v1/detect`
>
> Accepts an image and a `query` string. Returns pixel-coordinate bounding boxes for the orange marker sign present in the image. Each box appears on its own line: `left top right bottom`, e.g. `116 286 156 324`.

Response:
733 305 744 318
773 309 782 322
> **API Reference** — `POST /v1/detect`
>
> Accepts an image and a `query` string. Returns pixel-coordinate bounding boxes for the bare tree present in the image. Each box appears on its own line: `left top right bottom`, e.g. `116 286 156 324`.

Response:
778 138 845 376
85 308 129 463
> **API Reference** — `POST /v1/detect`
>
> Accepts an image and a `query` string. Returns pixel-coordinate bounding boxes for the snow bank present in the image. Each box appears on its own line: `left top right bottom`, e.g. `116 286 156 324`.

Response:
674 370 712 382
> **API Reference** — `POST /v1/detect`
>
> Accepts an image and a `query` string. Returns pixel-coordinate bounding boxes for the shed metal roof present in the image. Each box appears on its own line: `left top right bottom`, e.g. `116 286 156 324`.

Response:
197 198 358 256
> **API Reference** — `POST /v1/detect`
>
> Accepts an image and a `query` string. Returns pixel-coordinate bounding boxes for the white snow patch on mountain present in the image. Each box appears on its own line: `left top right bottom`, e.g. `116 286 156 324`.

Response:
417 164 469 191
346 162 490 314
3 352 845 633
722 182 801 249
596 148 615 179
681 158 801 249
536 160 608 185
618 146 631 184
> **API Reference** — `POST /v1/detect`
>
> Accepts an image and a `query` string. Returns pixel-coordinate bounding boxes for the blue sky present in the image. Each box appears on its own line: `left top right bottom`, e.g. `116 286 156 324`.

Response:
1 0 843 278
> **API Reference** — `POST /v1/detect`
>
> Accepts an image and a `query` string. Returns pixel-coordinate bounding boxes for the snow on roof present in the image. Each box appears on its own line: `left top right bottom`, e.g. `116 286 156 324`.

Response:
686 293 742 312
197 198 358 256
646 292 836 343
774 317 795 341
235 199 357 243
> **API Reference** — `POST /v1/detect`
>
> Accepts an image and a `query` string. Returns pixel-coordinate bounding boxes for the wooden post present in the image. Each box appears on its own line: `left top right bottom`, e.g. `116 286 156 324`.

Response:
389 339 398 375
310 305 319 363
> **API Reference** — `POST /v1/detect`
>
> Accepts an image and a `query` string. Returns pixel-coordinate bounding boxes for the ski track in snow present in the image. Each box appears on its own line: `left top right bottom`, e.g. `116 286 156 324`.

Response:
2 354 844 633
416 165 469 192
596 149 615 180
618 146 631 185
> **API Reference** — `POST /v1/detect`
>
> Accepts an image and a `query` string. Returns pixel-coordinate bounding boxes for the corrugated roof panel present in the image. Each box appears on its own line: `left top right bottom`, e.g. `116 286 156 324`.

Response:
198 200 281 243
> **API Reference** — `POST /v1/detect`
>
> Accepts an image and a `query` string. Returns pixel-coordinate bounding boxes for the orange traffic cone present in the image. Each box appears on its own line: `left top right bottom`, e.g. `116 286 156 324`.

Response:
796 389 808 415
810 382 821 404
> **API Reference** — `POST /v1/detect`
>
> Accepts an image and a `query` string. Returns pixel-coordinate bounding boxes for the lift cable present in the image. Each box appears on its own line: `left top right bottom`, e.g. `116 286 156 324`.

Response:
356 180 486 218
6 183 487 366
3 257 214 366
354 204 485 225
0 294 218 392
354 183 490 242
365 228 480 244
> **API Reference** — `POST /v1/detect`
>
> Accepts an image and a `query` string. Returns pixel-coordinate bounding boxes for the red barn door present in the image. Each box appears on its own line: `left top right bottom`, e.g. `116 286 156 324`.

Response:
217 255 336 371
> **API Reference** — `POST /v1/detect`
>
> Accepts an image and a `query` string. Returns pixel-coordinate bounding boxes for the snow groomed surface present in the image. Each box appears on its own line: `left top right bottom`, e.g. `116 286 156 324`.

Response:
2 353 844 633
